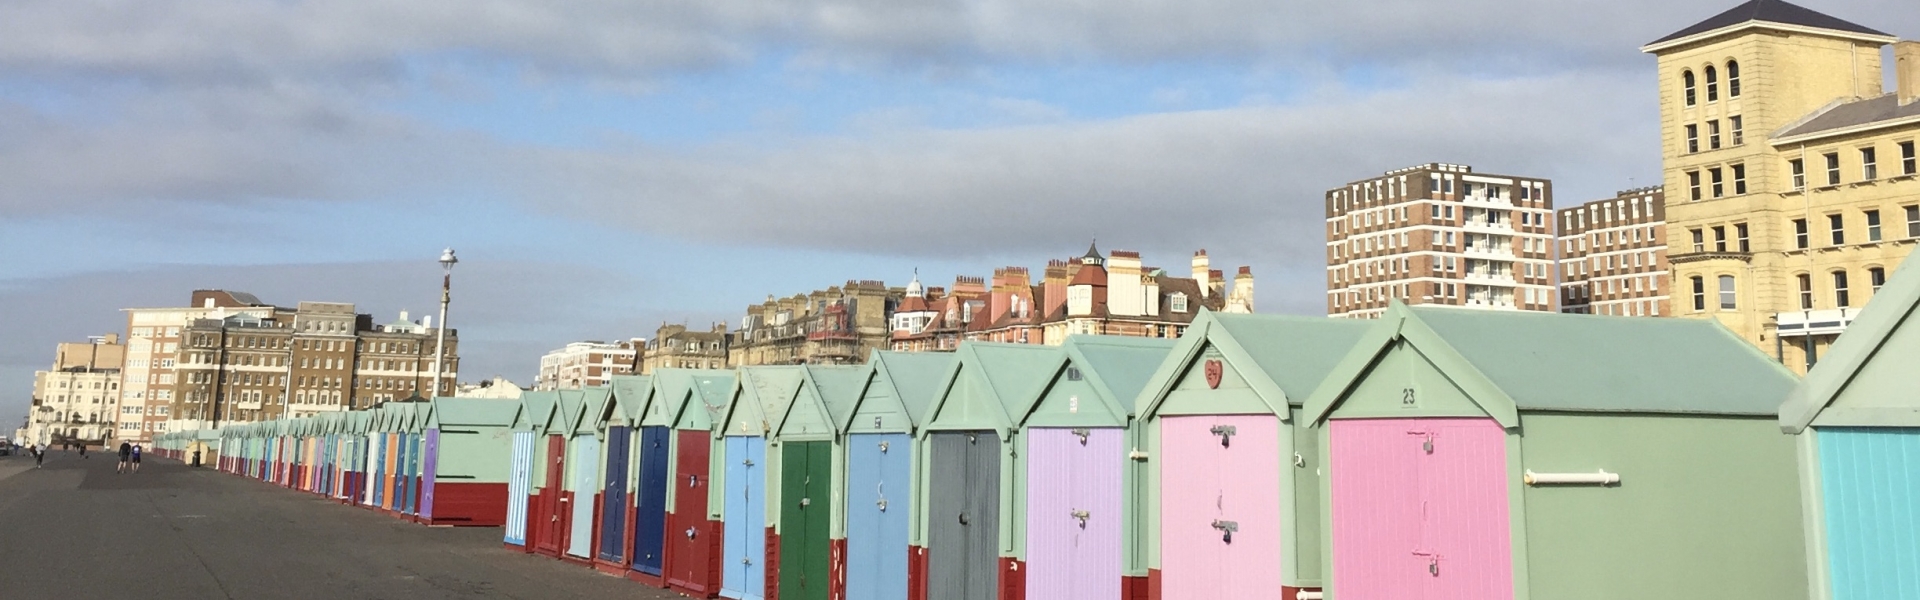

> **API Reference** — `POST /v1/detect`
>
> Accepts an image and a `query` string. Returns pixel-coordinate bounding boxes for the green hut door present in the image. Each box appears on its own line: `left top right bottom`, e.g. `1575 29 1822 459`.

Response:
780 441 833 600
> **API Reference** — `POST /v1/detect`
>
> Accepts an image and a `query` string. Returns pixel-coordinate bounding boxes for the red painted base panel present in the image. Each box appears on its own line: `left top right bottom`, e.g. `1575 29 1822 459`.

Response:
626 570 665 587
1146 568 1161 600
765 527 780 600
1122 575 1148 600
997 557 1024 600
829 537 847 600
907 545 928 600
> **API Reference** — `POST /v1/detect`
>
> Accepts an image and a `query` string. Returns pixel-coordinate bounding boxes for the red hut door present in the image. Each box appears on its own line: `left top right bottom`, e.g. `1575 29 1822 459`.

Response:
668 429 717 595
537 435 568 555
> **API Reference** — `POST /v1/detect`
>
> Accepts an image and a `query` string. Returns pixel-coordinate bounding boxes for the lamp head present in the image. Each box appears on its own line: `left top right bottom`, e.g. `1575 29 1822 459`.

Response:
438 248 458 270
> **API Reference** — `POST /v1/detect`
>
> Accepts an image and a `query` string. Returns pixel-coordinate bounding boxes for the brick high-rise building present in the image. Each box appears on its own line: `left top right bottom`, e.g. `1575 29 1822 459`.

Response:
1558 187 1672 316
1643 0 1920 372
536 339 641 389
117 290 277 443
1327 163 1558 318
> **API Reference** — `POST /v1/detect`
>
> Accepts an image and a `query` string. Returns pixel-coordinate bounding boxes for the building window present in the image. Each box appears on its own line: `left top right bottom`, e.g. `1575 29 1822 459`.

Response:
1685 125 1699 153
1826 152 1841 185
1710 167 1724 197
1705 65 1719 101
1790 159 1805 189
1688 171 1701 200
1708 120 1721 149
1798 274 1813 309
1732 163 1747 194
1712 226 1727 252
1736 223 1749 252
1719 275 1736 309
1683 70 1696 106
1727 60 1741 97
1691 228 1704 252
1867 210 1882 242
1794 219 1809 249
1908 206 1920 238
1830 213 1845 246
1691 276 1706 311
1171 293 1189 313
1833 271 1851 308
1871 267 1887 292
1862 147 1878 180
1903 141 1916 175
1730 115 1743 145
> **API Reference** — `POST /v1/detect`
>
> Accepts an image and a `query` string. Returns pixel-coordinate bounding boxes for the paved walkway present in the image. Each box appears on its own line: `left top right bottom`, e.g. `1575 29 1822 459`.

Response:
0 452 682 599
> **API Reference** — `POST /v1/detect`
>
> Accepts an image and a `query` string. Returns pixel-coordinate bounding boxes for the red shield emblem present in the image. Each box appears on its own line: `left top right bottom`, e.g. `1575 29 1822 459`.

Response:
1204 359 1223 389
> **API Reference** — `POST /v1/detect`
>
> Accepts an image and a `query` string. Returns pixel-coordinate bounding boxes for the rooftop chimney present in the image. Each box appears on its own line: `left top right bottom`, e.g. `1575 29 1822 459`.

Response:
1898 41 1920 106
1192 250 1211 298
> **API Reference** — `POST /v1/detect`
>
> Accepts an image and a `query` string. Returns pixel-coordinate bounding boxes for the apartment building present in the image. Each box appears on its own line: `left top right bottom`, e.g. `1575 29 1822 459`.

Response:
731 281 895 366
1326 163 1558 318
535 339 641 390
641 323 729 372
1643 0 1920 372
22 334 124 446
117 290 278 443
166 301 458 429
1559 187 1672 316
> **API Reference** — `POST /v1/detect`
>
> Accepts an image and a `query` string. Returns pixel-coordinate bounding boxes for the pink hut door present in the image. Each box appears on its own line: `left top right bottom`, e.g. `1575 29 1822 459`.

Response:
1329 418 1512 600
1025 427 1122 600
1160 415 1282 598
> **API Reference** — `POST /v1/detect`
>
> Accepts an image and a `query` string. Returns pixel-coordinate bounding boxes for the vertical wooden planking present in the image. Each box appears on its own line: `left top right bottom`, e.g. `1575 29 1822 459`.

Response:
723 436 758 599
421 430 440 521
634 426 671 577
1071 428 1124 600
1422 418 1512 600
1159 416 1222 600
506 431 532 546
569 436 602 558
1024 429 1073 600
1216 416 1282 598
1819 427 1920 600
927 433 972 600
670 428 717 594
1328 419 1426 600
601 427 631 563
847 433 911 600
964 433 1001 600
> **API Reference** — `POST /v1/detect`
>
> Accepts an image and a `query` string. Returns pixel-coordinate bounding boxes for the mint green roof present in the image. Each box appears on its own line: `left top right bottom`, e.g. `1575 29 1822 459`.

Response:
431 397 521 428
1138 310 1372 420
806 365 871 429
870 351 954 426
575 387 611 434
719 366 804 437
554 390 586 434
681 372 736 430
1307 303 1799 425
1062 335 1178 416
518 391 560 432
411 400 434 432
1781 256 1920 432
609 375 654 425
923 342 1065 432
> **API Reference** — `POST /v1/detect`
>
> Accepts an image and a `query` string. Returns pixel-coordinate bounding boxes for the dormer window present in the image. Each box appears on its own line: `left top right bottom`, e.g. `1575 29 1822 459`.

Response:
1171 292 1189 313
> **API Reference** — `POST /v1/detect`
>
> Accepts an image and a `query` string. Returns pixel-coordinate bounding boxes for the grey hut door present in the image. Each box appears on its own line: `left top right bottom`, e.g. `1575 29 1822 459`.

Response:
928 432 1000 600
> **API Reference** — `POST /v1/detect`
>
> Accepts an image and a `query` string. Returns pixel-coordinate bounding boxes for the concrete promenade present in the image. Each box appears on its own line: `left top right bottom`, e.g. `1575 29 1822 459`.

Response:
0 451 681 599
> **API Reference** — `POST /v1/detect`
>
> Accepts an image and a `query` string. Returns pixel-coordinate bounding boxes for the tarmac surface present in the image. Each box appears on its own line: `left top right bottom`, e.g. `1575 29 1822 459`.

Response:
0 450 683 599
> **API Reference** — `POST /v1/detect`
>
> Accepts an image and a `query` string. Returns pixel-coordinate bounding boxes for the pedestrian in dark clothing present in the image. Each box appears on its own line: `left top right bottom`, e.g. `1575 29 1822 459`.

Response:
117 442 132 473
32 444 43 468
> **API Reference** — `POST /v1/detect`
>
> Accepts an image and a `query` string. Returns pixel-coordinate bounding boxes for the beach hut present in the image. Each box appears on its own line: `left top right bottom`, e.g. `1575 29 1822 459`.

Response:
531 391 582 556
769 365 868 600
1129 311 1369 600
1305 303 1805 600
594 375 654 576
715 366 805 600
628 374 679 584
1778 258 1920 600
912 342 1063 600
1009 336 1175 600
402 400 435 520
842 351 953 600
506 391 559 551
660 369 736 598
562 388 612 562
422 397 521 526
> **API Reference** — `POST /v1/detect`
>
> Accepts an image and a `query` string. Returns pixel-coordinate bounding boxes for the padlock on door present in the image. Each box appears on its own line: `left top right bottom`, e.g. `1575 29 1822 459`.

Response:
1211 519 1238 544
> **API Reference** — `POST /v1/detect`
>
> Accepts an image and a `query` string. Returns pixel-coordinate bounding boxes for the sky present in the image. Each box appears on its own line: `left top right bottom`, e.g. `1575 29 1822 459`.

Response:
2 0 1916 425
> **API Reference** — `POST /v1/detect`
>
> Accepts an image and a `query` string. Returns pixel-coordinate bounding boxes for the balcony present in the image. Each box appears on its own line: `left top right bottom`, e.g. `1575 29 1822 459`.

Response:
1460 193 1514 209
1463 244 1515 259
1462 298 1519 310
1461 219 1514 235
1775 308 1857 338
1462 271 1517 286
1669 250 1752 264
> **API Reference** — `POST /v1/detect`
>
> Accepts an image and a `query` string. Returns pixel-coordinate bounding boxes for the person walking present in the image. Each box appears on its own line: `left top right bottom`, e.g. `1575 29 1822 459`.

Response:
131 444 143 473
116 441 132 473
31 444 43 468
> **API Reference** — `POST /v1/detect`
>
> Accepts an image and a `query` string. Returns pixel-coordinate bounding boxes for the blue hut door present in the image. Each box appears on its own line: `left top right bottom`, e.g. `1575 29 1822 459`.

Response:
601 426 632 564
403 433 420 516
846 433 911 600
723 436 768 600
506 431 534 546
1818 427 1920 599
568 436 602 559
633 426 671 576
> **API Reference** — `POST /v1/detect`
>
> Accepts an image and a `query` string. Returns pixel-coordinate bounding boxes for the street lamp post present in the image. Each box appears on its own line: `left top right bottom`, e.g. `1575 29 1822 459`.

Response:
430 248 458 400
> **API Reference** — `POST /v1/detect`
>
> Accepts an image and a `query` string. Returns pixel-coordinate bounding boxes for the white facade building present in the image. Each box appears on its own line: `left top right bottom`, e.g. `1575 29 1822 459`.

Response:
534 339 641 390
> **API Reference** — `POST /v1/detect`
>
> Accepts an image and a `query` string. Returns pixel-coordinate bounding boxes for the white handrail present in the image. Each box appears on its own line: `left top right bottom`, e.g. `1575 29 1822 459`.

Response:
1524 469 1620 486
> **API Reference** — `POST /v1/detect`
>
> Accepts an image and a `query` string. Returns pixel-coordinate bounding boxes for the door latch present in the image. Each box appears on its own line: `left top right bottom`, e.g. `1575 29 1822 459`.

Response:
743 458 755 466
1070 509 1090 528
878 440 889 453
742 558 753 565
1210 425 1237 448
958 512 970 526
800 497 811 507
1413 551 1441 576
689 474 700 487
1071 429 1090 445
686 527 698 539
1211 519 1238 544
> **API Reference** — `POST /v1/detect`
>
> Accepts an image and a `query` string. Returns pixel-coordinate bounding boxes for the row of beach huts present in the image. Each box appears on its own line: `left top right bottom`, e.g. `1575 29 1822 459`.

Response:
153 260 1920 600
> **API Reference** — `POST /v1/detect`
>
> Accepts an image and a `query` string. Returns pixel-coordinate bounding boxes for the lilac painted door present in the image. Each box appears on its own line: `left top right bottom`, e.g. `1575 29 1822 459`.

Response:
1329 418 1512 600
1025 427 1122 600
1159 415 1282 599
421 429 440 521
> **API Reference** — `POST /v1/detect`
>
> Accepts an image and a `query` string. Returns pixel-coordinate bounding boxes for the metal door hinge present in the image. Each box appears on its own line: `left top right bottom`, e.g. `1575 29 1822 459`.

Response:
1211 519 1238 544
1210 425 1236 448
